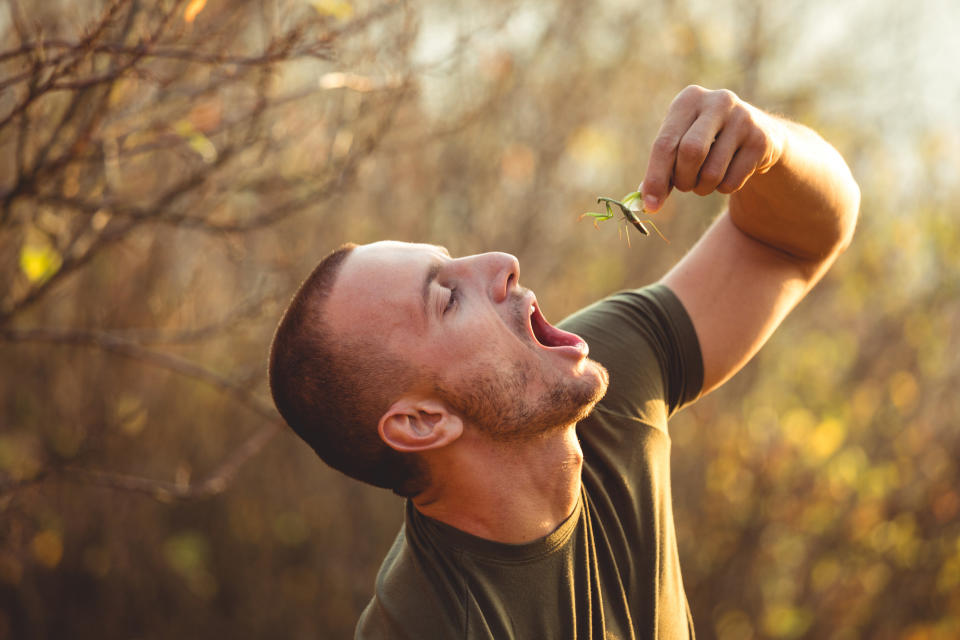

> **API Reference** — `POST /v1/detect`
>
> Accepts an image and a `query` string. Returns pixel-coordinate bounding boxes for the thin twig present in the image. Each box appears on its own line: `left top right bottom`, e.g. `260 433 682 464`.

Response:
0 421 282 501
0 40 334 68
0 326 277 421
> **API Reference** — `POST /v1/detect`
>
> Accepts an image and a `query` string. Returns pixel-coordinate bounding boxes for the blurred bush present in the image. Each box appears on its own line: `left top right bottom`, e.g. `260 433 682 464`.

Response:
0 0 957 638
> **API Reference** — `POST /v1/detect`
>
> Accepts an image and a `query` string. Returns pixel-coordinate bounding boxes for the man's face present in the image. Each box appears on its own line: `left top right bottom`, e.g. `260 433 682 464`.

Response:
325 241 609 441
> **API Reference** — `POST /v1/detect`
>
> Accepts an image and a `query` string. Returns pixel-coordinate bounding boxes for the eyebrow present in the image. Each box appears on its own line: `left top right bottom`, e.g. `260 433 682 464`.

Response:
422 262 442 319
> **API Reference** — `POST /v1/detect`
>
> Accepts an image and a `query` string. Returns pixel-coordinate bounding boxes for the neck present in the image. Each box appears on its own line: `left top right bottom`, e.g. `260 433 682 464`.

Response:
412 425 583 544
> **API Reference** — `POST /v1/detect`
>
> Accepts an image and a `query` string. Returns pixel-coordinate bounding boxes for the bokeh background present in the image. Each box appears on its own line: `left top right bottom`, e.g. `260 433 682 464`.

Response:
1 0 958 638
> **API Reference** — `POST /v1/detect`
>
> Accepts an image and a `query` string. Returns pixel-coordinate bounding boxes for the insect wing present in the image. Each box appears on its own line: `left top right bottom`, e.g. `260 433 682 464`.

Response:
620 191 642 208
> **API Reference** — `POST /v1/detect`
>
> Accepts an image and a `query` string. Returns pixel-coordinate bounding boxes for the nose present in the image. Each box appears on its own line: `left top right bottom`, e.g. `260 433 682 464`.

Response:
461 252 520 303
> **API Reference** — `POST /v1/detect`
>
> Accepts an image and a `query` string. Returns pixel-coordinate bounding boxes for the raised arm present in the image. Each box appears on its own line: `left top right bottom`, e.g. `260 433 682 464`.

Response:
641 85 860 395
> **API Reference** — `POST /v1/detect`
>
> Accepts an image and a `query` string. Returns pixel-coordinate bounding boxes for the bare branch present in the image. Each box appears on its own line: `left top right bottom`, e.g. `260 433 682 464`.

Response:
0 316 286 503
0 420 282 501
0 326 277 421
0 0 181 129
33 169 335 233
0 0 416 516
102 296 280 345
0 40 334 70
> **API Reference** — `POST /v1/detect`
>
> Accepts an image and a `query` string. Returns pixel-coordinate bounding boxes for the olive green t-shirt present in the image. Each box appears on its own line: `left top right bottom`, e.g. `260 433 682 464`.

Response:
356 284 704 639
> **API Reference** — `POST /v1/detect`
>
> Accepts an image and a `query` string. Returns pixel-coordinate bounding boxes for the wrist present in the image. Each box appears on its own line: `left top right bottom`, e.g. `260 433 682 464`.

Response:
755 110 790 176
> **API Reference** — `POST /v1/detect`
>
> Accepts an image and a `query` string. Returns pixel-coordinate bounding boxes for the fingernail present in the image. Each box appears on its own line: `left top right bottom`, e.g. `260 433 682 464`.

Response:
643 194 659 211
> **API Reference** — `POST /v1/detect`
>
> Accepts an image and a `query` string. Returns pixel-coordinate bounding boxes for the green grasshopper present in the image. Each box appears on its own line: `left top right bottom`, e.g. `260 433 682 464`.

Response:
579 190 668 247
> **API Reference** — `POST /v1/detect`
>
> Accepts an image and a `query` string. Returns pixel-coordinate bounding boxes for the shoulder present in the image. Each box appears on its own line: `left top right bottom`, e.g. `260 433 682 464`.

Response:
356 508 465 639
560 284 703 421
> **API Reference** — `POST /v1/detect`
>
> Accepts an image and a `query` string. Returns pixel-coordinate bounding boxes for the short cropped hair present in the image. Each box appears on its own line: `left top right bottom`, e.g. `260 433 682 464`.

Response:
268 244 428 497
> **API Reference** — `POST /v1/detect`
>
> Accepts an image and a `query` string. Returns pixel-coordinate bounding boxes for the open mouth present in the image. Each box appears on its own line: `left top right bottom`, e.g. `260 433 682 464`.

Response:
528 300 588 356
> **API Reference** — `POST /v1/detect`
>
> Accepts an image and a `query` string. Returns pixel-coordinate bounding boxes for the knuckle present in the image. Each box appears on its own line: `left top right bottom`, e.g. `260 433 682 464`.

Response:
652 134 678 156
677 138 705 161
730 104 752 127
675 84 707 105
643 172 666 190
699 165 723 184
693 182 714 196
644 178 665 193
713 88 738 109
717 175 741 193
720 172 749 193
744 130 768 153
673 171 696 191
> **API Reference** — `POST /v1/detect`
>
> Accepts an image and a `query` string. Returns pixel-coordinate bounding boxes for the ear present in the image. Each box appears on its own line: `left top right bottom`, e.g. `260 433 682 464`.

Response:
378 396 463 453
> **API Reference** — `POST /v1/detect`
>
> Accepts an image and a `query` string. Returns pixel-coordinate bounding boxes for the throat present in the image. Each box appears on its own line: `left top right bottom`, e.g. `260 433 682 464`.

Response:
413 427 584 544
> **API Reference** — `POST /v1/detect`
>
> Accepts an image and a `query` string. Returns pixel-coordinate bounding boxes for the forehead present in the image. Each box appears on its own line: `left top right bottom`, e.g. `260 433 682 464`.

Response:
324 241 448 336
355 240 449 265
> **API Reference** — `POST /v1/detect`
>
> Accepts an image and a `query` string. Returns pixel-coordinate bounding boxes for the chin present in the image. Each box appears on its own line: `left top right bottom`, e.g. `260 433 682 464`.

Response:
580 357 610 399
560 358 610 425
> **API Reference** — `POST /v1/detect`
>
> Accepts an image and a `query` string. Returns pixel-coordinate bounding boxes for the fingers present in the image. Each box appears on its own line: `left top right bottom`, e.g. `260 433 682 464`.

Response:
717 149 758 194
716 109 784 193
641 91 701 212
694 120 743 195
675 106 733 194
641 86 783 208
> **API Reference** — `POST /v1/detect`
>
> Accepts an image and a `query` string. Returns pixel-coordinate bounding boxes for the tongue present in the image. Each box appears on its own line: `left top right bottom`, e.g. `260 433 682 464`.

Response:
531 306 583 348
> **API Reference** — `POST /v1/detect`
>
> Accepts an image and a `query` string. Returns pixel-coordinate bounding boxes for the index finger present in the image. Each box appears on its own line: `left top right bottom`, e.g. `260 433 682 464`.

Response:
642 96 701 213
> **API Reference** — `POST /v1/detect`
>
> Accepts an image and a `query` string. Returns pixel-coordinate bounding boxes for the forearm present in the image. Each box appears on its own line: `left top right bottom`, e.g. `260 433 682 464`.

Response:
729 118 860 264
646 86 862 395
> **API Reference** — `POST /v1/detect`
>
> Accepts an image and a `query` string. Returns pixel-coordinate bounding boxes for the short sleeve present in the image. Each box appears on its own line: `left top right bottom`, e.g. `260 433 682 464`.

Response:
558 283 703 426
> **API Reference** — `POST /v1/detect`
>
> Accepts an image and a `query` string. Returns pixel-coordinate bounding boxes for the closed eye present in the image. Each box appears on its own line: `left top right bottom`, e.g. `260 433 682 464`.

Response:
443 287 458 314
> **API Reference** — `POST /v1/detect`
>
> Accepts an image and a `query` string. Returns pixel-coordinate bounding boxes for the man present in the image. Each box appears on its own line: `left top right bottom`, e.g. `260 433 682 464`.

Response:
269 86 860 638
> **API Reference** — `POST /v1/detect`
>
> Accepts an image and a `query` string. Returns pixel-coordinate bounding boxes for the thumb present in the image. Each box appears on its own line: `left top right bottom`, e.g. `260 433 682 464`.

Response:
639 179 669 214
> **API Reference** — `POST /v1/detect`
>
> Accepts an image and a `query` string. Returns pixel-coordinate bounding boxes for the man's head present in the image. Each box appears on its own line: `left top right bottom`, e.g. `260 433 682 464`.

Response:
269 241 609 497
268 243 428 496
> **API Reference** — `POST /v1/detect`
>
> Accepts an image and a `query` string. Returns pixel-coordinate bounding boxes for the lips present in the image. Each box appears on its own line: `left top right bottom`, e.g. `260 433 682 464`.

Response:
527 299 589 357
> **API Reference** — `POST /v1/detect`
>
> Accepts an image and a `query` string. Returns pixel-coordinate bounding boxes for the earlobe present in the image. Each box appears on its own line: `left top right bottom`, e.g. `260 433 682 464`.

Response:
378 398 463 453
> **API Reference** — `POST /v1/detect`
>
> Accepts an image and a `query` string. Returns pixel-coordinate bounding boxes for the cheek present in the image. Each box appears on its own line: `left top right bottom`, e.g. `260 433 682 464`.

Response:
424 311 534 376
415 333 485 380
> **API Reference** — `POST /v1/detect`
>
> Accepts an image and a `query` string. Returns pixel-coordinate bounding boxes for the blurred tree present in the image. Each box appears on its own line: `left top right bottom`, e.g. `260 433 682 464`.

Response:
0 0 414 494
0 0 420 637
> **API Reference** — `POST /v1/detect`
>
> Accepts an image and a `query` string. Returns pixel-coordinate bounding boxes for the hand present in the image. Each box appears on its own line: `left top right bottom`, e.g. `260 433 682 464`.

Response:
640 85 787 213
